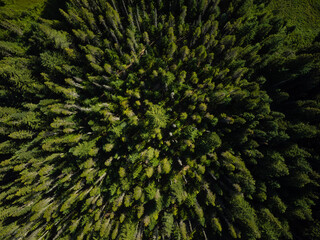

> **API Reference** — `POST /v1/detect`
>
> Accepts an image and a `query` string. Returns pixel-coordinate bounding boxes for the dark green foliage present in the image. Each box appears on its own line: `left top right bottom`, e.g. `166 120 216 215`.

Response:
0 0 319 239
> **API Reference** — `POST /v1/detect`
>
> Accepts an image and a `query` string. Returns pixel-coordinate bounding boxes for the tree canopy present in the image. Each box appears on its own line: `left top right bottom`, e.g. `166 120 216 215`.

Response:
0 0 319 239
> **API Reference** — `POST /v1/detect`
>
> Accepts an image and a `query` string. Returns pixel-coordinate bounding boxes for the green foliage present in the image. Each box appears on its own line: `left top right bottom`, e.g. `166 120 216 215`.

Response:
0 0 46 20
0 0 319 239
71 140 99 157
146 104 168 129
162 212 174 238
268 0 320 49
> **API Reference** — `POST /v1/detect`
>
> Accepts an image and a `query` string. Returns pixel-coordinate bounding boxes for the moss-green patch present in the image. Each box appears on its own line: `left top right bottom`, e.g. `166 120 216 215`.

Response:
0 0 47 19
268 0 320 49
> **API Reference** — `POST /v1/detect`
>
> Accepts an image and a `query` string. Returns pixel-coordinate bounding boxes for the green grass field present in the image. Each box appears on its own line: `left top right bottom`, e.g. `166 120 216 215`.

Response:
0 0 46 19
268 0 320 48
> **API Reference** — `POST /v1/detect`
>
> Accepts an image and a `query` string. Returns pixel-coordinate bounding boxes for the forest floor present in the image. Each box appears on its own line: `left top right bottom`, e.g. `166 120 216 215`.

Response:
268 0 320 49
0 0 45 19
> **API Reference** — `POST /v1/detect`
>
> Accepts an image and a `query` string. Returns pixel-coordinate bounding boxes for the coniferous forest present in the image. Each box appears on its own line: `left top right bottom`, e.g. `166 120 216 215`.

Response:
0 0 320 239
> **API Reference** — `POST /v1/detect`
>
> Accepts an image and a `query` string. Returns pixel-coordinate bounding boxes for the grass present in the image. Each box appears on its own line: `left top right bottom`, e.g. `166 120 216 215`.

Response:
268 0 320 49
0 0 47 19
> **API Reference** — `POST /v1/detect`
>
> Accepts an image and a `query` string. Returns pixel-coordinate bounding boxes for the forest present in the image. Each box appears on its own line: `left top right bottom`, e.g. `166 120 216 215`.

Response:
0 0 319 239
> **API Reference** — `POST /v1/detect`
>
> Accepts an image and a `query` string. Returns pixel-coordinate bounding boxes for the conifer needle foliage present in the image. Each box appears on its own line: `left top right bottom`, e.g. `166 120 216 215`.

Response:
0 0 319 239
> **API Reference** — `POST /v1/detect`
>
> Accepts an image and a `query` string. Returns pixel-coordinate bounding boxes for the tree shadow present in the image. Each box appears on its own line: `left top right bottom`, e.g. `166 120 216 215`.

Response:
41 0 66 20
